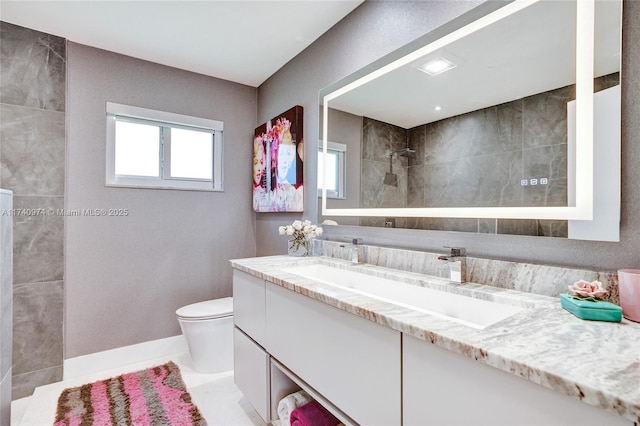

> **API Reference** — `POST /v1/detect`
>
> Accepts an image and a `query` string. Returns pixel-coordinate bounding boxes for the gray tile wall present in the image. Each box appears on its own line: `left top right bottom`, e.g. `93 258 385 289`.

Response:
360 117 409 228
361 75 619 238
0 191 13 424
0 21 66 399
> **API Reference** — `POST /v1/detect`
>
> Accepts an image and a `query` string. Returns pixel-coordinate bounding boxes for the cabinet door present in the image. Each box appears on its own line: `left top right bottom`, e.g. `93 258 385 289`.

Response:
233 327 270 423
265 282 401 426
403 334 631 426
233 270 266 344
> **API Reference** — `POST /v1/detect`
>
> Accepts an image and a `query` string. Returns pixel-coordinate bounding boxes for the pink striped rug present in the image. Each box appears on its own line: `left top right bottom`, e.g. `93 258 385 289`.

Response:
54 361 206 426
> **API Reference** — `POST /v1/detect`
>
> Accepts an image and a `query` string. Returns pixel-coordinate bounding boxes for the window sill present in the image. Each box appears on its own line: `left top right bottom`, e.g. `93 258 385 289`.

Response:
106 181 222 192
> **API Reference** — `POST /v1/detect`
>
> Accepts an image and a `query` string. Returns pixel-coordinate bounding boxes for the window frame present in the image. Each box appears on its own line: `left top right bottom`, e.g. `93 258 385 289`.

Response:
317 141 346 199
106 102 224 191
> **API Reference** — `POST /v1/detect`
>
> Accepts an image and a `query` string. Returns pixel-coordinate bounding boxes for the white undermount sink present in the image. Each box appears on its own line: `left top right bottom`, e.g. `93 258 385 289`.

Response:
281 263 522 329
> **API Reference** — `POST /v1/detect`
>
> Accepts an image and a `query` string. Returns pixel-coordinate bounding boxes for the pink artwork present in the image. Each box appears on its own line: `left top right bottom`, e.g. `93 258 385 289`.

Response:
253 106 303 212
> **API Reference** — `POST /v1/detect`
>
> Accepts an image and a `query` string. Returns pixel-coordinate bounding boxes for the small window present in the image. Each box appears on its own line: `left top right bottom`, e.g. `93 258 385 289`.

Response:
318 141 346 199
106 102 223 191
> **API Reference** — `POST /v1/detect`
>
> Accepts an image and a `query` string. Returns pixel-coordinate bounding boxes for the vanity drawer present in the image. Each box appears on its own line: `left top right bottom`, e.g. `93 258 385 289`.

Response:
403 334 631 426
233 327 270 423
265 281 401 426
233 270 266 345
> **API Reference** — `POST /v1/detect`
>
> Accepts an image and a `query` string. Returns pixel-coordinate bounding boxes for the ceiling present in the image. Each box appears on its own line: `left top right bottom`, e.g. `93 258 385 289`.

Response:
328 0 621 129
0 0 363 87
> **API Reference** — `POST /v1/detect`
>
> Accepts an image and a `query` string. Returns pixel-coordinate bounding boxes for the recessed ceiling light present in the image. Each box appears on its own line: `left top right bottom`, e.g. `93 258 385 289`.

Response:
434 106 442 111
418 57 457 76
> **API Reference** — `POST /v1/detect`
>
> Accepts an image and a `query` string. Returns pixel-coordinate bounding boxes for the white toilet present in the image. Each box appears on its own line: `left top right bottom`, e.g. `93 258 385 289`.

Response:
176 297 233 374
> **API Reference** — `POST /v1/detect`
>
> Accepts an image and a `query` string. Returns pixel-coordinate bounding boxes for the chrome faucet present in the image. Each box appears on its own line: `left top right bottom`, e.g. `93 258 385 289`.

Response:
438 247 466 283
340 238 362 265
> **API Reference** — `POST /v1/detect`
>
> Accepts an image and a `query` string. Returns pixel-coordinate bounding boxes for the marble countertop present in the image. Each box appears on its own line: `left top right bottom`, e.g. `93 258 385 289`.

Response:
230 255 640 423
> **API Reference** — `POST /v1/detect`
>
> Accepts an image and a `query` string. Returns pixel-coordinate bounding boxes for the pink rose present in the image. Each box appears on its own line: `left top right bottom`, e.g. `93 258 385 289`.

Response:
568 279 608 299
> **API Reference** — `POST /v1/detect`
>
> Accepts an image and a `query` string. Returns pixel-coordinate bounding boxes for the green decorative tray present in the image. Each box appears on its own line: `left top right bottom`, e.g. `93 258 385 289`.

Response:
560 293 622 322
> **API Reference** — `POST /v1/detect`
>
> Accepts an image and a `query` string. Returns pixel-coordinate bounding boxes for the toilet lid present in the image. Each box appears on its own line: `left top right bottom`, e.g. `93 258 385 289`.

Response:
176 297 233 320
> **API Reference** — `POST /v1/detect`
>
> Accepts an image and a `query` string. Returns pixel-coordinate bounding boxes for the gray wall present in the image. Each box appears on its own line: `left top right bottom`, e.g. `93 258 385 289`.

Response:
257 0 640 271
0 22 66 398
66 42 257 358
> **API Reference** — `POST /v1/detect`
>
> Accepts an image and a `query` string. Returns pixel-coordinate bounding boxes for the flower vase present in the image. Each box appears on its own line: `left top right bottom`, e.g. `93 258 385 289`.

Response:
288 238 310 257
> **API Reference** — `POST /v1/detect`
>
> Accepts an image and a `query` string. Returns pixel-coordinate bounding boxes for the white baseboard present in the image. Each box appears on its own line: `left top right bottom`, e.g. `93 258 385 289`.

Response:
63 335 188 380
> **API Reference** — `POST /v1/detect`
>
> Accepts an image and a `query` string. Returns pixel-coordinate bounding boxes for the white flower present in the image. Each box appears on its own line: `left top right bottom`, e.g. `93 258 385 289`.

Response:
286 225 294 236
278 226 286 235
292 220 303 230
303 219 311 227
302 225 322 238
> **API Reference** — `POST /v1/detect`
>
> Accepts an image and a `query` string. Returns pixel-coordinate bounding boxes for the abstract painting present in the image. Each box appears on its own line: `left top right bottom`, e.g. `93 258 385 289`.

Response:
253 106 303 212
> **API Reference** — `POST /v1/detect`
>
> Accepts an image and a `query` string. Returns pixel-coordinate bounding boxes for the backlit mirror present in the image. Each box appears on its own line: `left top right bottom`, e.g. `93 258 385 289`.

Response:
319 0 621 240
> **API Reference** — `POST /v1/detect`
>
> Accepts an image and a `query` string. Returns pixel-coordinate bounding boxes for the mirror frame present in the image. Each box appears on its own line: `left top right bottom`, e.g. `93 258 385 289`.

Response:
320 0 598 221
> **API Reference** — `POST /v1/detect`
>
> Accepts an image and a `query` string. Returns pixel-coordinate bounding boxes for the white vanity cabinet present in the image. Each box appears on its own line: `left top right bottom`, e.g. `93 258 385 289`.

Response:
265 281 402 426
402 334 631 426
233 267 634 426
233 269 401 425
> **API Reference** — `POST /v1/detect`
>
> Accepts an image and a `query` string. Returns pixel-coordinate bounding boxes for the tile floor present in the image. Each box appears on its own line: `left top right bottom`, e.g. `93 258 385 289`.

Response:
11 352 267 426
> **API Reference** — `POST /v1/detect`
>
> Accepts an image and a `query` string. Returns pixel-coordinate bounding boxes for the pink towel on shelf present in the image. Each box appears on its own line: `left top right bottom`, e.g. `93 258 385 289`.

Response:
290 400 341 426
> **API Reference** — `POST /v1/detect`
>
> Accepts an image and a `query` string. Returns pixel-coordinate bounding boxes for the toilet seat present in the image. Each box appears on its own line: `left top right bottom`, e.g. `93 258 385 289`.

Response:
176 297 233 320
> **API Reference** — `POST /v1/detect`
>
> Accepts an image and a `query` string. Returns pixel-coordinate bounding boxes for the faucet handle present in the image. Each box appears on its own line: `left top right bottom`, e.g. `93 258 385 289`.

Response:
339 238 362 248
444 246 466 257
